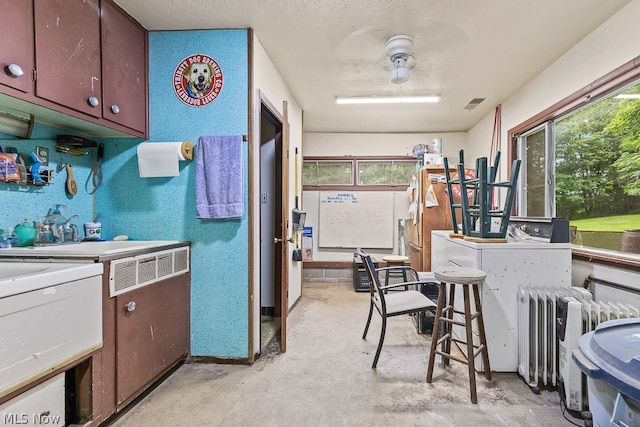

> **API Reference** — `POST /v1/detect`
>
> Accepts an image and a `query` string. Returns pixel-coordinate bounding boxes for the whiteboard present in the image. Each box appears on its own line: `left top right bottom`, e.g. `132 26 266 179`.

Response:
318 192 394 248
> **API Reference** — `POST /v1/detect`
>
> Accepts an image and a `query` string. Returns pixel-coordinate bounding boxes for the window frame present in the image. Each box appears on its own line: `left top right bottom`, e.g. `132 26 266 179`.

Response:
302 156 417 191
508 54 640 267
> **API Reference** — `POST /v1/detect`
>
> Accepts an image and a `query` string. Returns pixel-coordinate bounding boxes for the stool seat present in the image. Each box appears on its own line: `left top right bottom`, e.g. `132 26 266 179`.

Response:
382 255 409 263
433 267 485 285
380 255 410 289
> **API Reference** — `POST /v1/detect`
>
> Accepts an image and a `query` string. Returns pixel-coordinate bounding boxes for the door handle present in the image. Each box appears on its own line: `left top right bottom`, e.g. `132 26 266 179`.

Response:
273 237 295 244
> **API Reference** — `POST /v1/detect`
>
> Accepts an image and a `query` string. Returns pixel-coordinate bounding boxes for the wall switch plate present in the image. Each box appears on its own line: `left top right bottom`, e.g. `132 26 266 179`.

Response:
36 146 49 166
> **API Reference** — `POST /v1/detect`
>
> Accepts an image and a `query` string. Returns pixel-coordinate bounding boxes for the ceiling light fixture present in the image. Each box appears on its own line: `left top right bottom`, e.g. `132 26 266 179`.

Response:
0 107 34 139
385 35 414 86
336 95 440 105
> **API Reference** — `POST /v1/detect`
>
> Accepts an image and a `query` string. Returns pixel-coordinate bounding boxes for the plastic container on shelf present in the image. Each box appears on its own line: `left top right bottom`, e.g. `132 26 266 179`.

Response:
14 218 36 247
572 317 640 427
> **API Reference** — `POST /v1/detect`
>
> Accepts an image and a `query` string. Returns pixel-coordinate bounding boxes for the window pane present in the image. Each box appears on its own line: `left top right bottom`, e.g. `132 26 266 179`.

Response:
555 82 640 251
391 162 417 185
358 161 392 185
302 162 318 186
317 161 352 185
523 128 546 216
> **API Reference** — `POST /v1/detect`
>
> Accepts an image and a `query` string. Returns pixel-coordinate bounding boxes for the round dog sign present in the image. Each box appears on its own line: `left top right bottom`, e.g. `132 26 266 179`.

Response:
173 54 223 107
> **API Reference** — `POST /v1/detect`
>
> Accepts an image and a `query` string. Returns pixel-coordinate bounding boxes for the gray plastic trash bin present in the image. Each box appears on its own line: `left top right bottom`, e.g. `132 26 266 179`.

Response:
572 317 640 427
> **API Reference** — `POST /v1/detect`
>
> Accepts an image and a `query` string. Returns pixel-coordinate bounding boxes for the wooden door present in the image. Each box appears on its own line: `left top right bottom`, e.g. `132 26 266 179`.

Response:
0 0 34 93
279 101 290 353
34 0 102 117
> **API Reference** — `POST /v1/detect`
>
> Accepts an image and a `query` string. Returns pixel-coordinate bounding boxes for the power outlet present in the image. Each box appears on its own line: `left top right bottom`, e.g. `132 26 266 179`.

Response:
35 146 49 166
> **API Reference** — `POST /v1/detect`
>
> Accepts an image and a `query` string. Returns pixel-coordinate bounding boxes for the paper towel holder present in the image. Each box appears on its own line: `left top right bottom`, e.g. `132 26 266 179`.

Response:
181 141 194 160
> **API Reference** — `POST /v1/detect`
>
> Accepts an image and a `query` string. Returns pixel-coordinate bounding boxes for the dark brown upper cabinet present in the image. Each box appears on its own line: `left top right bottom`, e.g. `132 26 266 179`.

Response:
0 0 35 94
34 0 103 118
101 0 148 134
0 0 148 138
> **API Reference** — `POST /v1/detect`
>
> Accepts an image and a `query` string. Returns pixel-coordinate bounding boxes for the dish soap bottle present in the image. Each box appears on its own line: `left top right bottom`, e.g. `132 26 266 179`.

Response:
14 218 36 247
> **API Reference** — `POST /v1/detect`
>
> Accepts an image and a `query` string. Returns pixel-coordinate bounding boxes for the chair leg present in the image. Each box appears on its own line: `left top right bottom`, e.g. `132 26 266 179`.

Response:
463 285 478 404
362 301 374 339
372 316 387 369
427 282 446 383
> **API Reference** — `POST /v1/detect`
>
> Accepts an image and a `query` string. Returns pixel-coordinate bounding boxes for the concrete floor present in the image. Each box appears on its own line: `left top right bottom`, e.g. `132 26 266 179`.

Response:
108 281 581 427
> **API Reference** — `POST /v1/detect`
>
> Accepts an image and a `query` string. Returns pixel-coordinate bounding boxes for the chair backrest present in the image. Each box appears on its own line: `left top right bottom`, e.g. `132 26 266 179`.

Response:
356 248 386 309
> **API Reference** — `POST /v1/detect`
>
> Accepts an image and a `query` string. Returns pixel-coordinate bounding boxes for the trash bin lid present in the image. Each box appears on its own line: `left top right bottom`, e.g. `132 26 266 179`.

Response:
574 317 640 403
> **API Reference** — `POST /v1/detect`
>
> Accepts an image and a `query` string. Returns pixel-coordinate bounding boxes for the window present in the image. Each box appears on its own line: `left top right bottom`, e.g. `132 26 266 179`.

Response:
303 157 416 189
357 160 416 186
302 160 352 186
514 79 640 252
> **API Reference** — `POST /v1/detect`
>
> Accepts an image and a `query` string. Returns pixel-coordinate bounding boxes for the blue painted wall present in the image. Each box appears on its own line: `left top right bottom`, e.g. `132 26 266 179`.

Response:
96 29 250 357
2 29 250 359
1 125 97 237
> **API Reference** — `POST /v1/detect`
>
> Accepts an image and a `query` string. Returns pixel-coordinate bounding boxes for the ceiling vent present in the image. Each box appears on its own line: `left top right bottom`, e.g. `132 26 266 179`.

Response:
463 98 486 110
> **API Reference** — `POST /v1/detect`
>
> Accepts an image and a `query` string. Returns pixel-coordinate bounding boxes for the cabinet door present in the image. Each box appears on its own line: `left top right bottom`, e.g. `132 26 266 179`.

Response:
0 0 34 93
101 0 147 133
33 0 102 117
115 275 189 406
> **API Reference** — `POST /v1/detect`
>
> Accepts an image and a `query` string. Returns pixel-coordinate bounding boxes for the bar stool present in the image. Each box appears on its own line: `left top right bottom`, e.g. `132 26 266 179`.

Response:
381 255 409 290
426 266 491 404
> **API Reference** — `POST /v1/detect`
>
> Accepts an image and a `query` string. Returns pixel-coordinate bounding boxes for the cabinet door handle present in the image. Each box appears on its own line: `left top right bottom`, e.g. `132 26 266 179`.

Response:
87 96 100 107
110 104 120 114
125 301 136 312
6 63 24 77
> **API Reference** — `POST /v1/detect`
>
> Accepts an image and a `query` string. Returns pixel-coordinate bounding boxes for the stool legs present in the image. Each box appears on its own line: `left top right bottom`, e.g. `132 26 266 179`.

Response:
426 281 490 404
426 282 447 381
462 285 478 403
473 285 492 380
384 261 409 290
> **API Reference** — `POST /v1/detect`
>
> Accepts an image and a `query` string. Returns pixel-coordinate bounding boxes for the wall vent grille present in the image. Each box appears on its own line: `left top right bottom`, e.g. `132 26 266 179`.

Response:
109 246 190 297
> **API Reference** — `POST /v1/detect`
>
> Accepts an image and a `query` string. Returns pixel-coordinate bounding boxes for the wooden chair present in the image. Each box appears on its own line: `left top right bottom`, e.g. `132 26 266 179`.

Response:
356 248 437 369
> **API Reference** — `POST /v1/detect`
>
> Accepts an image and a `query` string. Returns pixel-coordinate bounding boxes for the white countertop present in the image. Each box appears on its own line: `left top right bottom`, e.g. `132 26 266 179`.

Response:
432 230 571 250
0 240 188 260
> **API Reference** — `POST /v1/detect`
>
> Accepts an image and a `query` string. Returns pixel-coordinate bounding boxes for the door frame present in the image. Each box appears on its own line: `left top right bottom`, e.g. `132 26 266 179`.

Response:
256 91 290 354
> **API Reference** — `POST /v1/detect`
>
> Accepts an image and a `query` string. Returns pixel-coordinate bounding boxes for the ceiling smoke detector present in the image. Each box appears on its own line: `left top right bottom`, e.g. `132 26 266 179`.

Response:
385 35 415 86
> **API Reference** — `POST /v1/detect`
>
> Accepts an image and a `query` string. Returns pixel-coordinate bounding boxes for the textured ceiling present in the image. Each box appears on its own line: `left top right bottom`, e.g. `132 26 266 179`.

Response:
114 0 631 133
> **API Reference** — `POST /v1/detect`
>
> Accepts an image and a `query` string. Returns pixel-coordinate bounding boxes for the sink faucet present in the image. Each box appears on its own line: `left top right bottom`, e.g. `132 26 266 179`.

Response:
37 214 80 244
60 215 79 243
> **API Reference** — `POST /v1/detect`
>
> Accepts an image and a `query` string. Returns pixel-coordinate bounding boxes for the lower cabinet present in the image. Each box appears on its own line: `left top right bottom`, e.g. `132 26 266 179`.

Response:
92 266 190 423
0 374 65 426
115 274 190 406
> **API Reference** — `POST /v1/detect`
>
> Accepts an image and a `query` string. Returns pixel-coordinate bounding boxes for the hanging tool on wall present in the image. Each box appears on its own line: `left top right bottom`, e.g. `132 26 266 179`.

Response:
89 143 104 194
65 163 78 196
292 147 303 262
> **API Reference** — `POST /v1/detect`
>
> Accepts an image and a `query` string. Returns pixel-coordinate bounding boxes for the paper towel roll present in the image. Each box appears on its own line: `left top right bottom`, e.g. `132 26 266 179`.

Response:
137 142 192 178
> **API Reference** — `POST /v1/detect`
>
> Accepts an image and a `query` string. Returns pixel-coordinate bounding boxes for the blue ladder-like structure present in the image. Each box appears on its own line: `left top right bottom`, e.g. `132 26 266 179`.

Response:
444 150 521 239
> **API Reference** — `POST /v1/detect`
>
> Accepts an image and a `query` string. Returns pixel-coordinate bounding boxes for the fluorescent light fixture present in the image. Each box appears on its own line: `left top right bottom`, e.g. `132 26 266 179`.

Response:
615 94 640 99
336 95 440 105
0 107 34 138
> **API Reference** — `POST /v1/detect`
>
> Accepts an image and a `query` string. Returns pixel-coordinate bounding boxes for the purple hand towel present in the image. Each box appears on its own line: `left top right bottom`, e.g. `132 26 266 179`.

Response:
196 135 244 219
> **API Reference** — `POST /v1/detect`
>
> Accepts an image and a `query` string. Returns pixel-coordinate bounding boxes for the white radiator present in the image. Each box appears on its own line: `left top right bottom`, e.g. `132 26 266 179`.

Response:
517 285 639 412
517 286 592 389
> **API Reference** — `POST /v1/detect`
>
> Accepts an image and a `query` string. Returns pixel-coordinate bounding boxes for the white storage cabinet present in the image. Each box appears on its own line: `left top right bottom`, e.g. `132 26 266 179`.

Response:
431 231 572 372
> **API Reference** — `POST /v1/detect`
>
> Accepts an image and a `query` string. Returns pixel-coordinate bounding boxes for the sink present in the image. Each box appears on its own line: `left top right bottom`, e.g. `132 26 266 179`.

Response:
0 260 103 398
0 240 183 258
0 261 103 298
